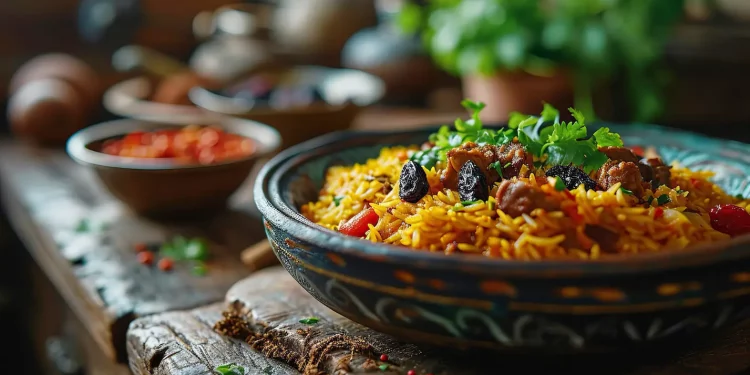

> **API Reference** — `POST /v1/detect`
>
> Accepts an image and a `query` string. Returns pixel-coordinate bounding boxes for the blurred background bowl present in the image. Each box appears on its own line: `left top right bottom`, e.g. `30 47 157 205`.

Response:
102 75 223 124
66 116 280 219
188 65 385 149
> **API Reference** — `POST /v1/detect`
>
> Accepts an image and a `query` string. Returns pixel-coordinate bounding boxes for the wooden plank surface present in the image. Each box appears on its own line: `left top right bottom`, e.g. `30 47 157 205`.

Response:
0 139 267 363
128 267 750 375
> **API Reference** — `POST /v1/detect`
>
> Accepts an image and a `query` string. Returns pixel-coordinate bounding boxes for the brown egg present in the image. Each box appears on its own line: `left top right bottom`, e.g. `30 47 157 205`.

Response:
152 71 218 105
9 53 101 110
7 78 87 146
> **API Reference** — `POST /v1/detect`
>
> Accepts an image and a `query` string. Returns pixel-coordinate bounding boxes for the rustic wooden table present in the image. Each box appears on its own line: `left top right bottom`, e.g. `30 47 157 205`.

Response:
0 139 269 373
128 267 750 375
0 108 461 374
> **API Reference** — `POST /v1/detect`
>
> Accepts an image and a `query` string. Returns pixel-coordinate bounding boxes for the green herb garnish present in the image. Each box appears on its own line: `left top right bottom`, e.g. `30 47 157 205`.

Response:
736 194 745 200
460 200 480 206
646 196 655 205
620 187 633 196
378 364 389 371
554 177 566 191
333 196 344 206
416 101 623 176
192 262 207 277
656 194 671 206
160 236 209 261
215 363 245 375
75 219 90 233
299 317 320 325
489 161 503 175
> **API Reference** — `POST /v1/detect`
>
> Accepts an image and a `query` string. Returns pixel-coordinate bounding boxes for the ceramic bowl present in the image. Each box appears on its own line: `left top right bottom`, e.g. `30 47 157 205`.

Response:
68 117 280 219
188 65 385 149
103 76 223 124
254 124 750 353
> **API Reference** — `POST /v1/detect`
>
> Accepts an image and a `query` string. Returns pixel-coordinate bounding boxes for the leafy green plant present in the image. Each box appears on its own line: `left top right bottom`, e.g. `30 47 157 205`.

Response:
397 0 686 121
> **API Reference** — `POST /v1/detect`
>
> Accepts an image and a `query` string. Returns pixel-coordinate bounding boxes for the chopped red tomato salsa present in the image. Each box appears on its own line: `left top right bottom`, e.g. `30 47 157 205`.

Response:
101 125 255 164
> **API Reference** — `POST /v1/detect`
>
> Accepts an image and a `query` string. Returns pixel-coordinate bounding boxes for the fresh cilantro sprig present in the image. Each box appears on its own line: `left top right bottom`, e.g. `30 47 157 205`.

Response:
409 99 513 169
412 100 624 174
512 105 623 173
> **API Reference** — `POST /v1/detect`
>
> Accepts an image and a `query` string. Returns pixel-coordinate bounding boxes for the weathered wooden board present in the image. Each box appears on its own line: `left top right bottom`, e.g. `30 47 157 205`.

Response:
128 267 750 375
0 139 268 362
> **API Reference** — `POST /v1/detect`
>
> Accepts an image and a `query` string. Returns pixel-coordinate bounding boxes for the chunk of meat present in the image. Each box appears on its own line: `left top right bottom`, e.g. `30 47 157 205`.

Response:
595 160 645 197
641 157 672 188
584 224 620 253
598 146 640 163
441 141 533 190
441 142 500 190
495 180 560 217
599 146 653 182
496 142 534 180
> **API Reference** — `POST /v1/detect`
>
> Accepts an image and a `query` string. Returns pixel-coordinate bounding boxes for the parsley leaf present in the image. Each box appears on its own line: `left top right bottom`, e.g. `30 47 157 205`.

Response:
620 187 634 195
378 364 389 371
299 317 320 325
554 177 566 191
646 196 655 205
736 194 745 200
489 161 503 175
333 196 344 206
215 363 245 375
593 127 624 147
460 200 480 205
656 194 671 205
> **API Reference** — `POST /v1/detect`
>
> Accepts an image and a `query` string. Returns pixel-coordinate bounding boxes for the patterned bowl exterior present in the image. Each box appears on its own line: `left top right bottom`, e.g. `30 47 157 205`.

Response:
254 124 750 352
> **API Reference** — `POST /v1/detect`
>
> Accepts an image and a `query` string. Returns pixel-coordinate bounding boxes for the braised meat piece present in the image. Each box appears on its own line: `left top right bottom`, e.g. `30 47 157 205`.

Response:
495 180 560 217
595 160 645 196
584 224 620 253
441 142 500 190
641 157 672 188
599 146 654 183
497 142 534 180
598 146 640 163
441 141 533 190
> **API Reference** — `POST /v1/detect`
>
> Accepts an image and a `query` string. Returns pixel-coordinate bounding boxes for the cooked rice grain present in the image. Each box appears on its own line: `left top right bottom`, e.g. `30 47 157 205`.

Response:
301 147 741 260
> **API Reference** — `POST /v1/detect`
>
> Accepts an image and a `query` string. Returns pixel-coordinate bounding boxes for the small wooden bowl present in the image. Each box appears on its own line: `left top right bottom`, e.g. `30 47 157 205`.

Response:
188 65 385 149
66 117 280 219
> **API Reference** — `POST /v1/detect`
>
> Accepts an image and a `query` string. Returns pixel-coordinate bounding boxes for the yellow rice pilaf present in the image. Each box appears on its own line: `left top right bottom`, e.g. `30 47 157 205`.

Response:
301 146 748 260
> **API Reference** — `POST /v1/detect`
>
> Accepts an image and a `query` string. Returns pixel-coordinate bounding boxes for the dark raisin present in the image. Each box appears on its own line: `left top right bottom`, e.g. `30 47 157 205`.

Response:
546 165 598 191
458 160 489 202
399 161 429 203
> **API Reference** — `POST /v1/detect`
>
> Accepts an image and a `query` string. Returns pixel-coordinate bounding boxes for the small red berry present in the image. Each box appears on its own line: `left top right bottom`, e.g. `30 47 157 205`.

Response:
134 243 148 253
379 354 388 361
654 207 664 220
709 204 750 237
407 370 416 375
137 251 154 265
158 257 174 271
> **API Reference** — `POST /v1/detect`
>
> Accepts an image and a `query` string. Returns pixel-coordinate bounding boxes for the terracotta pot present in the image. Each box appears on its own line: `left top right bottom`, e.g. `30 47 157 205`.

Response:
462 71 573 123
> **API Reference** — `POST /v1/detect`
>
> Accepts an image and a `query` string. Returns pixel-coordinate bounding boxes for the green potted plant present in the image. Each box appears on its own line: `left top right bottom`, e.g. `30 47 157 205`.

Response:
397 0 686 122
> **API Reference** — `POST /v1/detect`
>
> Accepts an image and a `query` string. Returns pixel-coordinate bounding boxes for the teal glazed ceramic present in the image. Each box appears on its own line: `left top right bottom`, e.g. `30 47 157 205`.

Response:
254 124 750 352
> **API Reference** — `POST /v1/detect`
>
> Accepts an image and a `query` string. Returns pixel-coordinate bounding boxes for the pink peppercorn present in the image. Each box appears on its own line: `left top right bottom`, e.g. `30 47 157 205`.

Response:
379 354 389 361
407 370 416 375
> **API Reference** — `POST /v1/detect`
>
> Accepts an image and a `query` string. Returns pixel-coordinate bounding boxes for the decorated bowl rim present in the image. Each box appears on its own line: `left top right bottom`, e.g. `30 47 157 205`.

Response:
255 124 750 277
